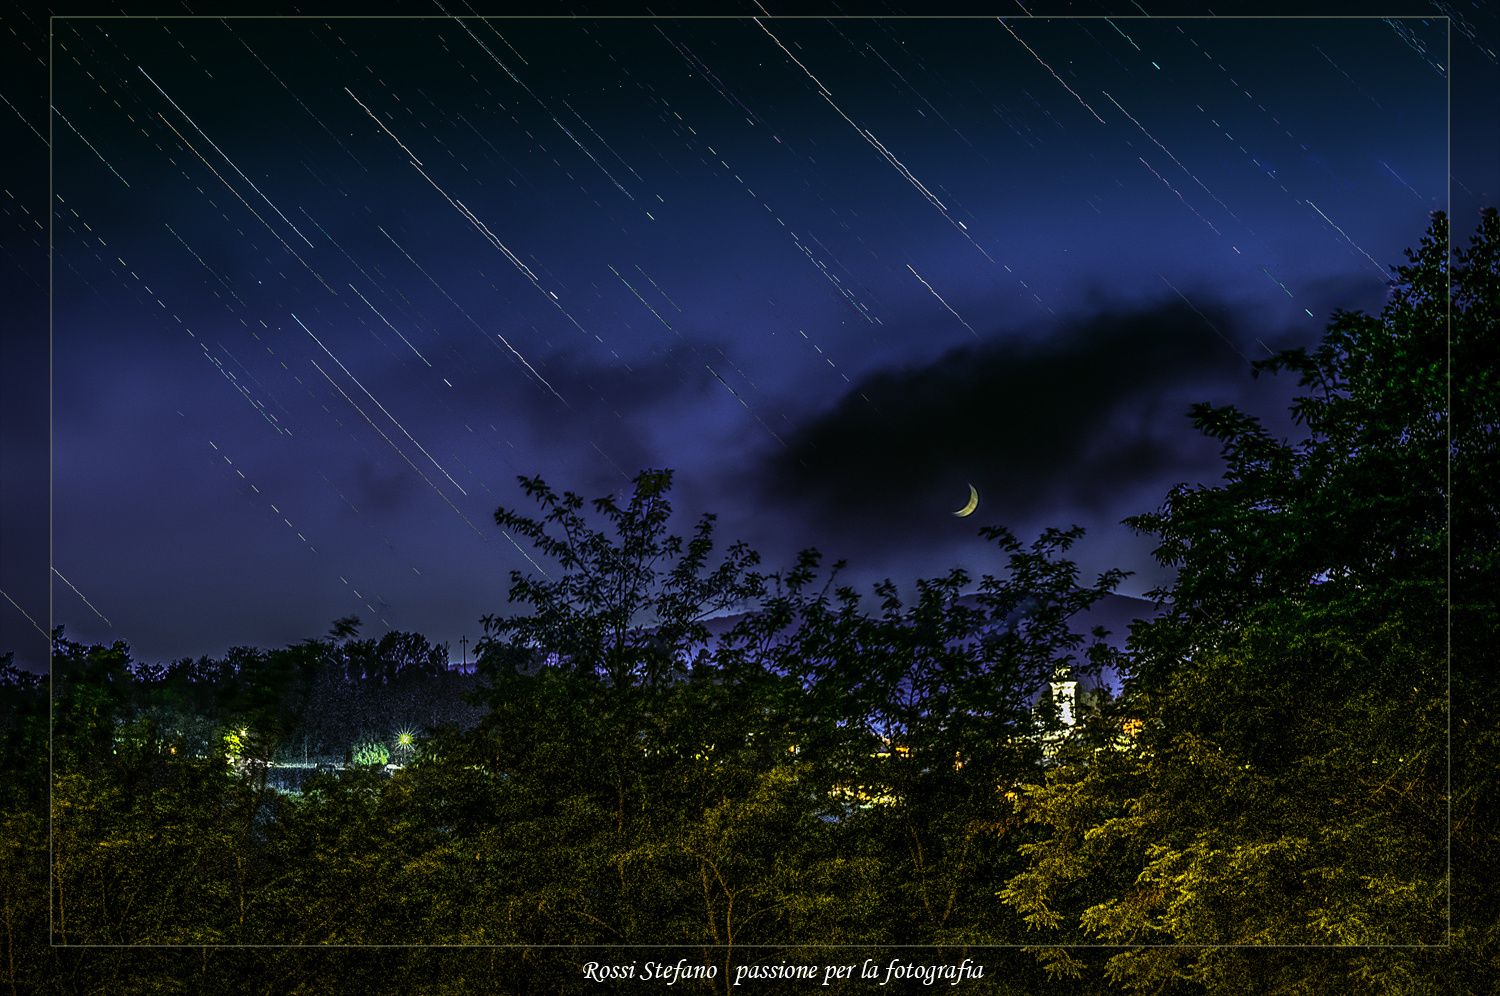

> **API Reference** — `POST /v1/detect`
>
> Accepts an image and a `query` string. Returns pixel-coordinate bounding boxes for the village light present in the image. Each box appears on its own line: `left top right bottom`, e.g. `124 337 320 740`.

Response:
391 727 419 767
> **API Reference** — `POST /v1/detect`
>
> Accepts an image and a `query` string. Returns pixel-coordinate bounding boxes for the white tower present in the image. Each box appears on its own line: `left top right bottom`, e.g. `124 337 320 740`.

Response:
1050 665 1077 728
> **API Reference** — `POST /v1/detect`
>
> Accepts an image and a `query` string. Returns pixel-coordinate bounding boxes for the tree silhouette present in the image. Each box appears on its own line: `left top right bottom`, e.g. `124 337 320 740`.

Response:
1002 210 1497 990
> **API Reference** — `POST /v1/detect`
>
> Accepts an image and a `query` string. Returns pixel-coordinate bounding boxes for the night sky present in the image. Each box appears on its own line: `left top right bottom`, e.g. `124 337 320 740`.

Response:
3 4 1495 673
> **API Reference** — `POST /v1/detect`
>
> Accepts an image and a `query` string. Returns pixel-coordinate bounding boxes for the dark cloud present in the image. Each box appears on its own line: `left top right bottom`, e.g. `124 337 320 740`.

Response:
348 458 420 517
512 337 727 453
756 296 1255 552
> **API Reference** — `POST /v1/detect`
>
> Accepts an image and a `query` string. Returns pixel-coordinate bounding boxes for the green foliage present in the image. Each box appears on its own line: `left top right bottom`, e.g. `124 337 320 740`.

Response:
0 653 46 818
481 467 765 691
443 468 1119 956
351 739 390 767
12 210 1493 991
23 470 1140 960
1124 212 1452 684
1000 210 1498 993
749 525 1127 947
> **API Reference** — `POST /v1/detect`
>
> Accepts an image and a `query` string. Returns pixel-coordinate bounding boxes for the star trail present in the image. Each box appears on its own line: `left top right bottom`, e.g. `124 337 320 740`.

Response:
14 13 1467 668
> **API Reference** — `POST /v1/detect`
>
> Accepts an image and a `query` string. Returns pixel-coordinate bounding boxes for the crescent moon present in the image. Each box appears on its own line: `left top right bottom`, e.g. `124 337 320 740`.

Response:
952 483 979 518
